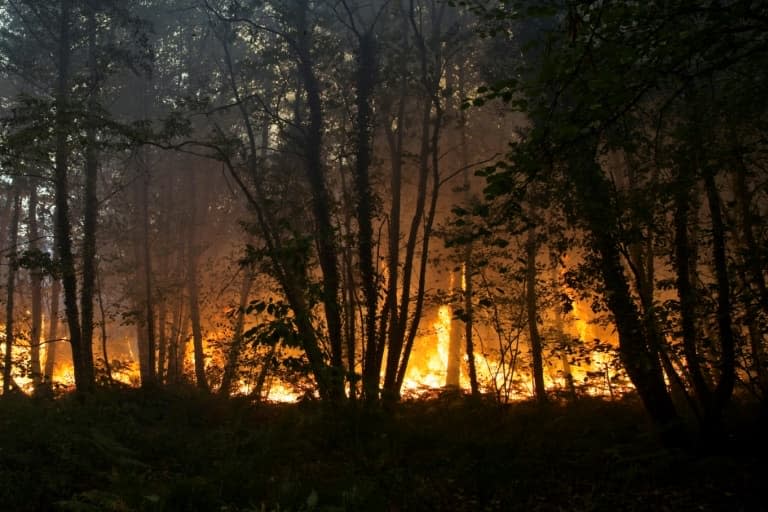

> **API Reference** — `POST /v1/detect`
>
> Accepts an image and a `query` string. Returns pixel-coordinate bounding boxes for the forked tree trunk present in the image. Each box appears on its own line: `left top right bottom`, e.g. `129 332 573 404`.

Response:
704 169 735 418
571 150 678 432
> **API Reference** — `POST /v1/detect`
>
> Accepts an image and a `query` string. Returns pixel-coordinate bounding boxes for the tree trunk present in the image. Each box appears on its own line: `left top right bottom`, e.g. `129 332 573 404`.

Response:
157 301 167 385
571 150 678 431
295 2 345 400
394 90 445 394
704 169 736 417
27 181 43 388
96 265 112 384
79 2 99 392
141 169 156 386
354 30 379 402
526 227 546 404
446 267 462 388
673 174 711 409
219 266 255 396
186 175 208 392
3 185 21 394
54 0 86 393
384 99 431 398
214 22 336 400
464 246 479 397
44 274 61 384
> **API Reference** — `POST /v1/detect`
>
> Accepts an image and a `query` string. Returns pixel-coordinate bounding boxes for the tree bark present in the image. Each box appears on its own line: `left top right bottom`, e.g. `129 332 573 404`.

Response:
294 1 345 400
673 174 711 408
354 30 380 402
571 150 678 430
704 169 736 417
219 266 255 396
27 180 43 388
79 1 99 391
54 0 86 393
186 173 208 391
44 273 61 384
3 185 21 394
526 227 547 404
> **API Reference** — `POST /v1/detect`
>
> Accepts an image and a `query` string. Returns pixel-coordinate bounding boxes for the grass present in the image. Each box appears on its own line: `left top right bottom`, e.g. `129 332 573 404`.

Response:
0 388 763 511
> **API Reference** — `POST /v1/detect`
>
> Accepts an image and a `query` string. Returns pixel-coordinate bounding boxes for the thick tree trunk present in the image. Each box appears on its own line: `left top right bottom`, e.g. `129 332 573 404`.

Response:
54 0 86 393
354 31 380 401
673 176 711 409
78 2 101 392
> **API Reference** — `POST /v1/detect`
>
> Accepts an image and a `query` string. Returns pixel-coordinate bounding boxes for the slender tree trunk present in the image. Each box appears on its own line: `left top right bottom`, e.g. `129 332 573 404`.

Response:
167 293 185 385
526 227 546 404
464 246 479 397
27 181 43 388
186 175 208 392
394 92 445 393
141 169 156 386
157 301 167 385
44 274 61 383
446 267 462 388
384 99 431 398
704 169 736 417
3 186 21 394
219 266 255 396
394 1 452 396
96 265 112 384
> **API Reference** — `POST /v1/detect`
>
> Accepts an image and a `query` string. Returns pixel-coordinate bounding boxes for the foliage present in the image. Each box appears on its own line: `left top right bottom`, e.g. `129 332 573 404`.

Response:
0 391 762 511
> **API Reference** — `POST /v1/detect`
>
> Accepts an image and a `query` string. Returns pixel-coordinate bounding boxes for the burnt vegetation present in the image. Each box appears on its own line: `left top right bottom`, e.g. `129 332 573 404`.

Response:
0 0 767 509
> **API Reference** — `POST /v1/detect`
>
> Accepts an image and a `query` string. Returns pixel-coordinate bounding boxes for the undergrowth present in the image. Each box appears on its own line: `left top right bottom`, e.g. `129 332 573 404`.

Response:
0 388 762 511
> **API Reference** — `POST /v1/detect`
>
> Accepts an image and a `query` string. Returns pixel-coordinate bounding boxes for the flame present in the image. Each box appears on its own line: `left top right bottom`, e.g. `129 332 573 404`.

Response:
401 305 451 393
265 382 300 403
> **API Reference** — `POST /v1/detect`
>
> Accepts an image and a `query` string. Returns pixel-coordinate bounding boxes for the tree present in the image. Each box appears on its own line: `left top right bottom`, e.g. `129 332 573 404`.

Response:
473 0 768 434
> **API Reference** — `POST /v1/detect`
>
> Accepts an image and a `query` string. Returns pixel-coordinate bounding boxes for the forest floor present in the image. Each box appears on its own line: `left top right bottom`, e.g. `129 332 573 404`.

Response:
0 387 763 511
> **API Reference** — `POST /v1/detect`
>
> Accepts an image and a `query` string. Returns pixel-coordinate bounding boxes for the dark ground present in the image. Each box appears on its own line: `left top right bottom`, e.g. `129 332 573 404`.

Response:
0 388 763 511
